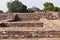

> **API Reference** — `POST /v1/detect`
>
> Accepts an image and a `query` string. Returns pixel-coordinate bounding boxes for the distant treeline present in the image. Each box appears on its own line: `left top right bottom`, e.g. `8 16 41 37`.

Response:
1 0 60 13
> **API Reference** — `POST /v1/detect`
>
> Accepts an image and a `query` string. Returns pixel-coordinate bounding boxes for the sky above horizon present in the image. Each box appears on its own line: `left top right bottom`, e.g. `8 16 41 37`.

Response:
0 0 60 12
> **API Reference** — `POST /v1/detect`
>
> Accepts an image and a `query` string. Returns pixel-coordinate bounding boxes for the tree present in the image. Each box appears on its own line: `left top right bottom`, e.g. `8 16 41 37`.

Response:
7 0 28 13
53 7 60 12
43 2 54 11
28 8 34 13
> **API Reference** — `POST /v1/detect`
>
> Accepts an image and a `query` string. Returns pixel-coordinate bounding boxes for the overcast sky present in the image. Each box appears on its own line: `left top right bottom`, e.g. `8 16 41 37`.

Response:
0 0 60 12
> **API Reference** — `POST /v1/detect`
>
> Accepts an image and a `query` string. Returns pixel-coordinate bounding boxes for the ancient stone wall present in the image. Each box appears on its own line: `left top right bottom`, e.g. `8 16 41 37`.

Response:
0 12 59 39
0 31 60 39
0 13 41 21
0 14 15 21
0 22 43 27
0 12 59 21
58 12 60 19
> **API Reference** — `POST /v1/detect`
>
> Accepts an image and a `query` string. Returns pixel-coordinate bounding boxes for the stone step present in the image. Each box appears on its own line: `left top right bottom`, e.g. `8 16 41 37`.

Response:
0 27 58 31
1 38 60 40
0 22 43 27
0 31 59 39
0 27 45 31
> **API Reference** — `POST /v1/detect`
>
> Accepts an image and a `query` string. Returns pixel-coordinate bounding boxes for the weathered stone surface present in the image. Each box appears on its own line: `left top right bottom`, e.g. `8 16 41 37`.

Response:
0 12 58 21
0 12 59 39
1 38 60 40
0 31 60 39
2 22 43 27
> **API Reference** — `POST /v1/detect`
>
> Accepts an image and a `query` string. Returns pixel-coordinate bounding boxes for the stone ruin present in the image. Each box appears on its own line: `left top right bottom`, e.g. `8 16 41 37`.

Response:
0 12 60 40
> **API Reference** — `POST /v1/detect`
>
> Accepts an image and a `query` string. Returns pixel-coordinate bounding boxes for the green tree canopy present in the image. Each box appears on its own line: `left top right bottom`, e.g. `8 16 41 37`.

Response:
53 7 60 12
7 0 28 13
28 8 34 13
43 2 54 11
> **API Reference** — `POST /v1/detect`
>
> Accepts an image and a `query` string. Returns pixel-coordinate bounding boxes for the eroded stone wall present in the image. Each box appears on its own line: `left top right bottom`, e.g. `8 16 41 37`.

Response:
0 12 59 21
0 31 59 39
0 13 41 21
0 22 43 27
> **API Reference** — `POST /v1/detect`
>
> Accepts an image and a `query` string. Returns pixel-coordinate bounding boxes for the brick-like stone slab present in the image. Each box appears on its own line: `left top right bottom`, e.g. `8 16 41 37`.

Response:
0 31 60 39
0 38 60 40
0 22 43 27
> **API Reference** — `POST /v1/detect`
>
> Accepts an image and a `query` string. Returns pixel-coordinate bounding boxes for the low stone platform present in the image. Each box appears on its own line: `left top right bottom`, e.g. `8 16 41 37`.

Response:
0 22 43 27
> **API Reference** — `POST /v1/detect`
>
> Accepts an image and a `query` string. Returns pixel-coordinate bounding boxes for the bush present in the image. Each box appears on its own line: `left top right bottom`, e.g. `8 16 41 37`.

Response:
28 8 34 13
